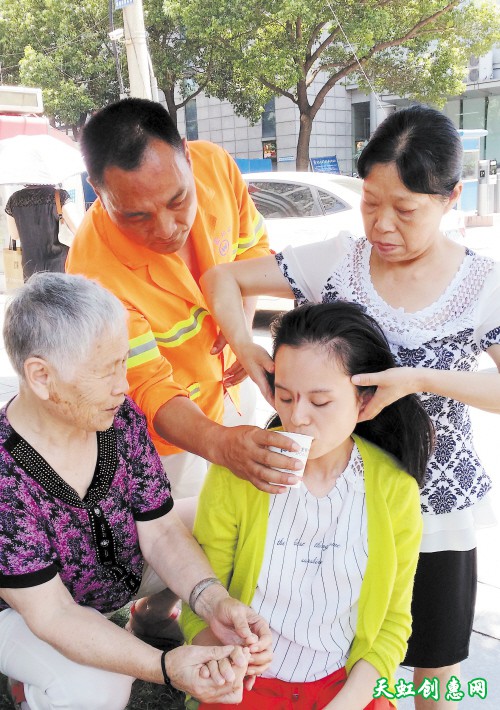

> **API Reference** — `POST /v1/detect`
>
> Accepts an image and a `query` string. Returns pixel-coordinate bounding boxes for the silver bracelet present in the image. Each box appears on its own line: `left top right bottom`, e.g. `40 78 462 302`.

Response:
189 577 223 614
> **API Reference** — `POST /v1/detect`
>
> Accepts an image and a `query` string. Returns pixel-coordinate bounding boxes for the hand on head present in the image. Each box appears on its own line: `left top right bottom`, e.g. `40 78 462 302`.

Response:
223 342 275 405
352 366 417 422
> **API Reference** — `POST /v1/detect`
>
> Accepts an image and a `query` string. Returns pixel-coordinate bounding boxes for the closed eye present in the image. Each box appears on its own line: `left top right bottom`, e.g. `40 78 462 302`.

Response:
397 208 416 216
169 199 185 209
127 214 149 221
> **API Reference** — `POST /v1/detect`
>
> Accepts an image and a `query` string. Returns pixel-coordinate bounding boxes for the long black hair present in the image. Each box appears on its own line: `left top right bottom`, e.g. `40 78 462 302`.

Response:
268 302 434 486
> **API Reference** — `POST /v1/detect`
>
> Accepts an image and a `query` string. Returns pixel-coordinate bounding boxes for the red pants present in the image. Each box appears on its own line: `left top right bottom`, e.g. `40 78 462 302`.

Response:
199 666 395 710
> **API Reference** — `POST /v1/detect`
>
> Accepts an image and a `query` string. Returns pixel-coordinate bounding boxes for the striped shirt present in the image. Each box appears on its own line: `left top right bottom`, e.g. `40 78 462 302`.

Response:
252 443 368 682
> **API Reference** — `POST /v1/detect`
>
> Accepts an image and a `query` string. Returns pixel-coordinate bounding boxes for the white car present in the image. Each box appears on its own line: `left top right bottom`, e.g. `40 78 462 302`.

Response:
243 171 465 309
244 172 365 255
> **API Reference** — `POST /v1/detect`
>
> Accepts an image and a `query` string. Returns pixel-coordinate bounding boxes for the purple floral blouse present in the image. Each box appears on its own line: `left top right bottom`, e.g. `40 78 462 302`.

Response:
0 397 172 614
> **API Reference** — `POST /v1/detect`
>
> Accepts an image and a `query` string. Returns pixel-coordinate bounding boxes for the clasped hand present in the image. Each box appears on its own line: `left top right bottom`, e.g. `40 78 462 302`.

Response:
166 643 250 704
170 594 272 701
208 595 273 688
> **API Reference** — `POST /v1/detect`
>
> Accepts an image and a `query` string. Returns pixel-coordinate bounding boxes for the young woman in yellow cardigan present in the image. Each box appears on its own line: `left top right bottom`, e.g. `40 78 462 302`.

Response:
182 302 434 710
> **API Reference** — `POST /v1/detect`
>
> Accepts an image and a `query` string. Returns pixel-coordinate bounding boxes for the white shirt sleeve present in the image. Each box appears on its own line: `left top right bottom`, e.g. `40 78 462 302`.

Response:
474 260 500 349
278 232 356 303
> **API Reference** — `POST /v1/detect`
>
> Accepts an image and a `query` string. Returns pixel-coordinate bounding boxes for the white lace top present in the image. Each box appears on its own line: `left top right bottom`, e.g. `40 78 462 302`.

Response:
277 234 500 552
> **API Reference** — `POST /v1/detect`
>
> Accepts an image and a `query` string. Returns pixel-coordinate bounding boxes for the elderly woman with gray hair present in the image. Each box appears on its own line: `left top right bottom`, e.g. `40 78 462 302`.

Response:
0 273 271 710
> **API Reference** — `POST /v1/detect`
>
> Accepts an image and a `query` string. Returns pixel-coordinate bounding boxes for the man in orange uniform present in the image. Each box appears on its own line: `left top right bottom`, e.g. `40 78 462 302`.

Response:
66 99 301 642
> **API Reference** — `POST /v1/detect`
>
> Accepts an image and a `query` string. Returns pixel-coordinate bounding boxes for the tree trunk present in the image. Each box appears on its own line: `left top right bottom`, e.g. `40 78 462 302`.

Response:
296 112 313 171
163 87 178 127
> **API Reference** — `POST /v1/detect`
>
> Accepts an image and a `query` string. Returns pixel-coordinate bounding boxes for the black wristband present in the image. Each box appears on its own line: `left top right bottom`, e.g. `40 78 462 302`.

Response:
160 649 169 685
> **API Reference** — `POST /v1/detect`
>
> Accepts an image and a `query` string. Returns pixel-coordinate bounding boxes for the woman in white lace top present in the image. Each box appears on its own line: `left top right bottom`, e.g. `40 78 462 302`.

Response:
200 105 500 710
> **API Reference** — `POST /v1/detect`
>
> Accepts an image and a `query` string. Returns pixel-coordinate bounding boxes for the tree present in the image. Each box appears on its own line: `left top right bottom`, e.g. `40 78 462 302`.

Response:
0 0 123 139
0 0 226 131
144 0 220 126
168 0 500 169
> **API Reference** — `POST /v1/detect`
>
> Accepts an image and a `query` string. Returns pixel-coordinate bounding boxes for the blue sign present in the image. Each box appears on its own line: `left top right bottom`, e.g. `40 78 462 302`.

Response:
310 155 340 174
235 158 272 174
115 0 134 8
278 156 295 163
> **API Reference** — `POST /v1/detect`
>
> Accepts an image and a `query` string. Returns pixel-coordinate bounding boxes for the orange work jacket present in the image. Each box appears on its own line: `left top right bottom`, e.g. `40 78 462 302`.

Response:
66 141 269 455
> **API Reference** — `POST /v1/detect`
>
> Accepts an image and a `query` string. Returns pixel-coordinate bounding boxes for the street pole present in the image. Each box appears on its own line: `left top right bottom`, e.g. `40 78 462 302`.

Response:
109 0 126 99
122 0 153 100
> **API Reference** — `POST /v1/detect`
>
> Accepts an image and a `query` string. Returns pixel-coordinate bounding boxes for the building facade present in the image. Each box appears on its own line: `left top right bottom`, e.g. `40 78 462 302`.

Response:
175 47 500 177
176 79 354 174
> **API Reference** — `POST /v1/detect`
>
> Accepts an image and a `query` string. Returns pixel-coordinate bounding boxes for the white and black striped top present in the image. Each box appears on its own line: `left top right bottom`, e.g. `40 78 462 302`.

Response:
252 443 368 682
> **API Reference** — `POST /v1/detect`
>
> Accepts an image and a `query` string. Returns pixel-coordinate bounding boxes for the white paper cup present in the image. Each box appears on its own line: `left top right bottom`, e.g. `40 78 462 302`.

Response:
268 431 313 487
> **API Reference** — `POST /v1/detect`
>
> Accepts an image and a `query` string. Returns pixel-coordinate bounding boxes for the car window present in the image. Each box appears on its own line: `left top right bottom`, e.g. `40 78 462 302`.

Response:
249 191 299 219
317 189 349 215
247 181 320 218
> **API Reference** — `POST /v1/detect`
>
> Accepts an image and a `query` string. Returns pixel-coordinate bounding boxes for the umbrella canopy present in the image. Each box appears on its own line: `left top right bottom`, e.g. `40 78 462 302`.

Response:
0 134 85 185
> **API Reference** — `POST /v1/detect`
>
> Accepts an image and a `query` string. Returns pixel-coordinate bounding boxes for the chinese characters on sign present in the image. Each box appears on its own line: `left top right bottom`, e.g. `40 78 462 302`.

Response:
309 155 340 174
373 676 487 701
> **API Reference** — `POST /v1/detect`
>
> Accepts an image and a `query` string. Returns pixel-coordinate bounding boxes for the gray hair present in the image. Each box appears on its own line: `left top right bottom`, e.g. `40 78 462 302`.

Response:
4 272 127 380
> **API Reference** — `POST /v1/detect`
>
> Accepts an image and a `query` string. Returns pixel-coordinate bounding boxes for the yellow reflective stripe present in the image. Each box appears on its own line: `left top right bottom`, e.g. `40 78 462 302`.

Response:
187 383 201 401
153 306 209 348
236 213 265 255
127 332 161 369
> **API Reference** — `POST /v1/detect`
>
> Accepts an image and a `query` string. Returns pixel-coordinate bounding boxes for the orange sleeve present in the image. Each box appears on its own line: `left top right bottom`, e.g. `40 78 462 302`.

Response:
224 151 270 262
126 307 189 432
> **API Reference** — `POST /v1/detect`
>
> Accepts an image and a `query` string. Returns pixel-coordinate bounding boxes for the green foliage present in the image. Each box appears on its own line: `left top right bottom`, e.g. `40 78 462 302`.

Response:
144 0 220 122
0 0 225 131
2 0 499 154
0 0 123 137
168 0 500 165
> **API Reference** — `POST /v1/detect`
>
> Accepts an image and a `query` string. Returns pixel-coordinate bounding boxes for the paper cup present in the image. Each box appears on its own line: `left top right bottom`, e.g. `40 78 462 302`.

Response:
268 431 313 487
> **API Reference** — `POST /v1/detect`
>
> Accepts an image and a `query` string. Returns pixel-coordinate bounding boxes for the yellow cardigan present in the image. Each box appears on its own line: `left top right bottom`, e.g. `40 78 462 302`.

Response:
181 435 422 684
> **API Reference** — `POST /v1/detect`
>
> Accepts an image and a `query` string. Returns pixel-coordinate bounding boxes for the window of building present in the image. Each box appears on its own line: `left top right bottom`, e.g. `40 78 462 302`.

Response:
261 98 276 140
486 96 500 163
443 100 461 129
352 102 370 173
185 99 199 141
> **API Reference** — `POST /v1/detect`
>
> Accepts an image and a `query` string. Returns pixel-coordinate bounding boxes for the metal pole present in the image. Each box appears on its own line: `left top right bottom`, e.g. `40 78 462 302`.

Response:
477 159 490 217
109 0 126 99
123 0 152 100
147 49 159 103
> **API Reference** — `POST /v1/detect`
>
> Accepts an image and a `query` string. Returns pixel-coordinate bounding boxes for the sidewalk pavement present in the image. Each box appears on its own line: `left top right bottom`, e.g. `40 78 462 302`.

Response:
0 219 498 707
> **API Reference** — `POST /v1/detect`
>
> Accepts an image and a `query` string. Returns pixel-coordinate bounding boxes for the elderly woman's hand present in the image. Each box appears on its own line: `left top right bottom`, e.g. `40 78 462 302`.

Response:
199 589 273 657
165 644 249 703
352 366 419 421
193 581 273 662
